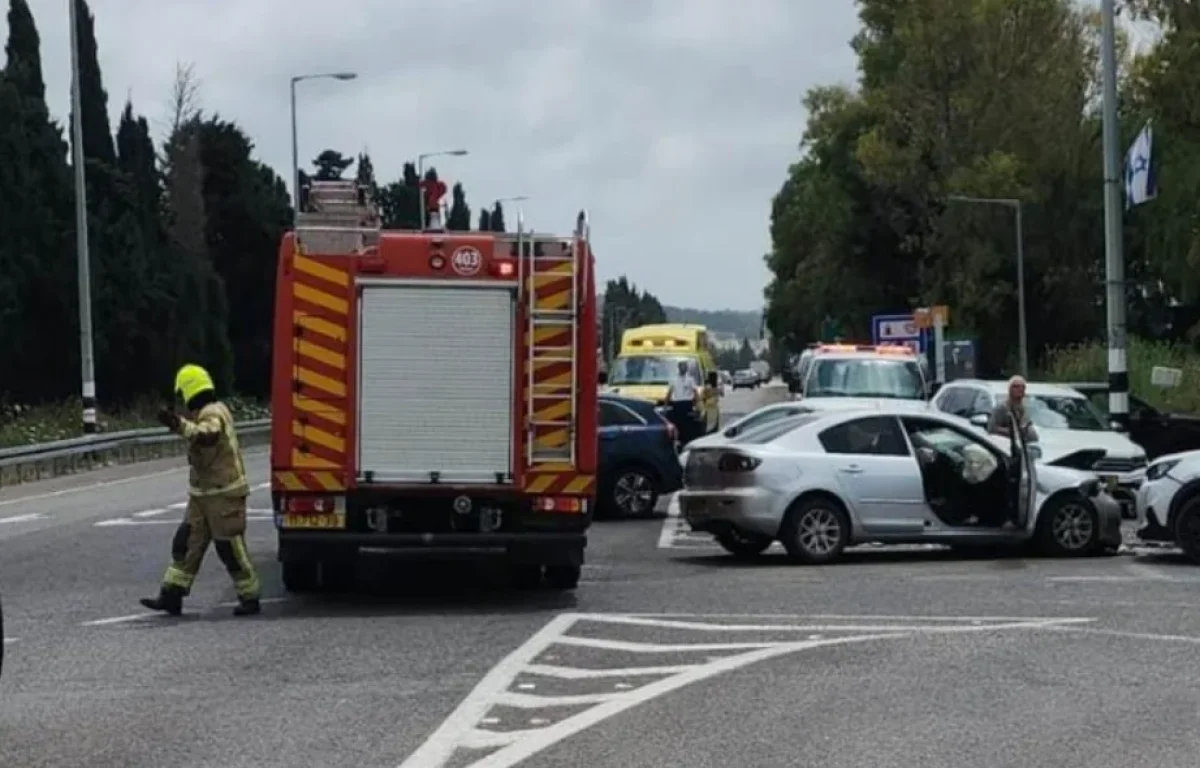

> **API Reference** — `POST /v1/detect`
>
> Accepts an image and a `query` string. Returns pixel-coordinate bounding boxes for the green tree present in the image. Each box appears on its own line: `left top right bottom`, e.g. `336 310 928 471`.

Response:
446 182 471 231
312 149 353 181
196 117 292 397
354 152 376 199
0 0 76 402
490 201 506 232
478 208 491 231
600 277 669 360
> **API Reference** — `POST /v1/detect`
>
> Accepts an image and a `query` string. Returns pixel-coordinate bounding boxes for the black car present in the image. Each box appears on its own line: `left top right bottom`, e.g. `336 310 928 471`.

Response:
1070 381 1200 460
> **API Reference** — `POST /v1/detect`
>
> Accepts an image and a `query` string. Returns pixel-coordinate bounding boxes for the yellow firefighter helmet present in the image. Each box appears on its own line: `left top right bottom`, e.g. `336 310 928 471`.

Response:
174 364 215 403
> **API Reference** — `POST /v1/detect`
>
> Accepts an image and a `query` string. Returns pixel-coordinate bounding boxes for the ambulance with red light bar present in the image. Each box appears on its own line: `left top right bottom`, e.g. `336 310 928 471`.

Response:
269 179 598 592
793 343 933 408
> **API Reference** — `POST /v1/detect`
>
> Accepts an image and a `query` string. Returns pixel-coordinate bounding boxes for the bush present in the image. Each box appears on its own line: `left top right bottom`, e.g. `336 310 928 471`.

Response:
0 395 271 449
1039 337 1200 414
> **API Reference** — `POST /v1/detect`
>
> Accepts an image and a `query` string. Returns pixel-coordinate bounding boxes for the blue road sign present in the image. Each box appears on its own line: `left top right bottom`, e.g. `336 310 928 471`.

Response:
871 313 931 355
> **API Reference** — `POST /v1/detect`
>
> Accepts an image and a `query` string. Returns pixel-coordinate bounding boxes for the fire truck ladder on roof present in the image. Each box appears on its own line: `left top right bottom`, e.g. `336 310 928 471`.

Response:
294 179 381 255
521 224 581 467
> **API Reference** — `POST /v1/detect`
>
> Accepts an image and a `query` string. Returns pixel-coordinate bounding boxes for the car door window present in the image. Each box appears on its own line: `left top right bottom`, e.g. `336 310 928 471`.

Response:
600 401 644 427
818 416 910 457
935 386 968 415
969 390 993 416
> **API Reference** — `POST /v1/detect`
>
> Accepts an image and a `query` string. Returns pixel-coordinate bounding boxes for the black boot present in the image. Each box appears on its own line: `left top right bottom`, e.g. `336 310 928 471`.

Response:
140 585 185 616
233 597 261 617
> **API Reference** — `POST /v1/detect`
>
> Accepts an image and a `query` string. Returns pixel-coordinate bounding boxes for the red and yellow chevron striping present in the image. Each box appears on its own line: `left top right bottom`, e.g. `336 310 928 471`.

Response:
526 260 573 311
289 251 351 473
523 466 596 495
272 470 347 493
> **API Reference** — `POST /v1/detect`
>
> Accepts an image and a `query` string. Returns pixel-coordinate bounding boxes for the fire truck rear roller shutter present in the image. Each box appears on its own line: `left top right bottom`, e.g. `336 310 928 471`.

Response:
357 283 515 484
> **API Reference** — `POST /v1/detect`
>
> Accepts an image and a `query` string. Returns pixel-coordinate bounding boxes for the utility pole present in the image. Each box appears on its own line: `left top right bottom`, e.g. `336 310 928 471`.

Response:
289 71 358 226
1100 0 1129 427
68 0 96 433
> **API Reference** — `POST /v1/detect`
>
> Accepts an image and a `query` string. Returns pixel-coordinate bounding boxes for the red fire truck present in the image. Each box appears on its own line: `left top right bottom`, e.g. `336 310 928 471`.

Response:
269 179 598 591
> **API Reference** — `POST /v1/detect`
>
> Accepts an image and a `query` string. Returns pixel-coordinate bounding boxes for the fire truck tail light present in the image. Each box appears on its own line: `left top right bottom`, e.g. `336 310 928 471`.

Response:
490 259 516 278
283 495 345 514
533 496 585 513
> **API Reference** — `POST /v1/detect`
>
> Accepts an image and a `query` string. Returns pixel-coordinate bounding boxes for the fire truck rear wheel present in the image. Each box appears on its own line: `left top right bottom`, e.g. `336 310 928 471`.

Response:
282 561 320 593
544 564 581 590
320 559 357 592
509 563 544 589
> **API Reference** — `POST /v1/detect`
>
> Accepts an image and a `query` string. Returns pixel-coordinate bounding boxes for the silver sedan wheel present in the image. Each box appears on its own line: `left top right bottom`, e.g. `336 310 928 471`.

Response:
1051 501 1095 551
614 471 656 515
796 506 843 556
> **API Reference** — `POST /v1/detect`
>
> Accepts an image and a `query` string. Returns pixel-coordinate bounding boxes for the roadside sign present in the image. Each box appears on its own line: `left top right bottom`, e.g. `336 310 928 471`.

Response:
872 313 930 355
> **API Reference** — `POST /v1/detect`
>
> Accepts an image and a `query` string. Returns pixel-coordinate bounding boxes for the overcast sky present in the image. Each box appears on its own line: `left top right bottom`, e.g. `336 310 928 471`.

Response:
7 0 861 311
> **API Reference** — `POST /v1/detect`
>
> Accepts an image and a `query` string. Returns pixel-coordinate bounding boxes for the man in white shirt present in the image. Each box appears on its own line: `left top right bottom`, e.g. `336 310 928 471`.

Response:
667 361 700 443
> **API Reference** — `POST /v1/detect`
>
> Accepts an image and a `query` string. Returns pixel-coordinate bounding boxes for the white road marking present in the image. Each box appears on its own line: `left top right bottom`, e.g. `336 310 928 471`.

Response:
94 511 274 528
0 513 43 524
3 637 16 644
81 596 288 626
1047 575 1153 583
0 467 185 508
81 612 159 627
1048 626 1200 645
397 612 1094 768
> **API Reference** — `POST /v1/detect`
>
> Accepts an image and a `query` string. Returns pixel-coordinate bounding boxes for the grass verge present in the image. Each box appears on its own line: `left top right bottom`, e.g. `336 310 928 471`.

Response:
1039 336 1200 414
0 396 271 449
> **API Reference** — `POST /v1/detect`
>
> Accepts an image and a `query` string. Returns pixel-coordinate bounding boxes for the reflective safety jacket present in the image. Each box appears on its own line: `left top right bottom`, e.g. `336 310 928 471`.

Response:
177 401 250 498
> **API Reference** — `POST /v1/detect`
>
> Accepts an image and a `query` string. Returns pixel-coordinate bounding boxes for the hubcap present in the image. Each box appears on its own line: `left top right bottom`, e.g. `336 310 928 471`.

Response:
798 507 842 555
614 472 654 514
1052 502 1095 550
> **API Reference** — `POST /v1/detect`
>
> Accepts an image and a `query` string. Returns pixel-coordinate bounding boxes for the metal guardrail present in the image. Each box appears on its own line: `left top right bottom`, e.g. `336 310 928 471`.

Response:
0 419 271 487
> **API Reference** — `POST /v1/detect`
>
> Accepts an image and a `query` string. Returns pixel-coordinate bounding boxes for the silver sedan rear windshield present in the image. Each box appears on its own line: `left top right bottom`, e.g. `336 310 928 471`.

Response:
735 414 823 444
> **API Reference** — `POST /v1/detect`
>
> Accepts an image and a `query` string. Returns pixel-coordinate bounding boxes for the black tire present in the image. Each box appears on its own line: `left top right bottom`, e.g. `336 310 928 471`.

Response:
779 496 850 564
715 530 772 559
1 593 5 682
1036 493 1101 557
1173 497 1200 563
603 465 660 518
545 564 581 590
320 559 358 592
281 561 320 593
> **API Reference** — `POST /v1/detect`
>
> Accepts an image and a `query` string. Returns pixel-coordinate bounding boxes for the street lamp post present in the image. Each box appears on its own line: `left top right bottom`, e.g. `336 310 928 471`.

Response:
68 0 96 433
496 195 529 232
947 195 1028 377
289 71 357 225
417 149 469 228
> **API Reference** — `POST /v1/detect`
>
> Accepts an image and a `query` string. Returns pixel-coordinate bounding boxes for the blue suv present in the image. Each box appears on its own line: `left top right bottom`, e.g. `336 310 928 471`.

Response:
598 394 683 518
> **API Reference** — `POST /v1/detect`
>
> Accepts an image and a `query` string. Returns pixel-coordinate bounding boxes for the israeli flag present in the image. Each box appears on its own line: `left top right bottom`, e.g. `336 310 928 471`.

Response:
1124 122 1157 209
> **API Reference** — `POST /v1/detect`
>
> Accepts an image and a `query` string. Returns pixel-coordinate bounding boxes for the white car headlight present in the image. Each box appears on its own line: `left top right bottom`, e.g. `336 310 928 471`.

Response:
1146 459 1179 482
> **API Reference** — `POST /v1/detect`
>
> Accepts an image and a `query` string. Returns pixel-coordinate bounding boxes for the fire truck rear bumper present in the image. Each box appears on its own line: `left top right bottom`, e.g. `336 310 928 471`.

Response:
278 531 587 565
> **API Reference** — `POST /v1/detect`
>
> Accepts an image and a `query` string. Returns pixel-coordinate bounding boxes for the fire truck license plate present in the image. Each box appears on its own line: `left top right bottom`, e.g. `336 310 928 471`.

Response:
282 513 345 529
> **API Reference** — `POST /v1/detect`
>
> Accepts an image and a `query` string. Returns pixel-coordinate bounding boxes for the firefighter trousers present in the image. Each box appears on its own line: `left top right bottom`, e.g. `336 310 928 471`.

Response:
160 495 261 600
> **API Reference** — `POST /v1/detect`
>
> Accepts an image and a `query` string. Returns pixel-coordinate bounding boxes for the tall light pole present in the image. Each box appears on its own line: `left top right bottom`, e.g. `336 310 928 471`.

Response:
68 0 96 433
1100 0 1129 428
496 195 528 232
947 195 1028 377
417 149 469 228
290 71 357 225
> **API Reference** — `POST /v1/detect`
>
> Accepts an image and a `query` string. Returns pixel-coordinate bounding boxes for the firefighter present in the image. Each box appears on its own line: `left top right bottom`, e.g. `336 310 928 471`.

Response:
140 364 261 617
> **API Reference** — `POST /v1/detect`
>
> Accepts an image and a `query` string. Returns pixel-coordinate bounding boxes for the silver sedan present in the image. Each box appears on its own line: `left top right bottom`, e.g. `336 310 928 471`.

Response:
679 407 1123 563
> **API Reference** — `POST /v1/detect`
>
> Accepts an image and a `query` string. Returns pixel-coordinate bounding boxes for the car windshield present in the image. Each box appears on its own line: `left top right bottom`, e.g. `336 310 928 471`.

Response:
1023 394 1109 431
609 355 698 386
805 358 925 399
735 414 822 444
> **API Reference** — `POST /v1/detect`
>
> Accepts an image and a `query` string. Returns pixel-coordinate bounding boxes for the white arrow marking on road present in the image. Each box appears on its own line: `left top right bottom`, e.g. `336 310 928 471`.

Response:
0 513 43 524
398 612 1095 768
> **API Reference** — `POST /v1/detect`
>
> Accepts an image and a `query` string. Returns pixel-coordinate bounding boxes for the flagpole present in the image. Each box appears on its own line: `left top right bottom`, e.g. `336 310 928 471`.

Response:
1100 0 1129 429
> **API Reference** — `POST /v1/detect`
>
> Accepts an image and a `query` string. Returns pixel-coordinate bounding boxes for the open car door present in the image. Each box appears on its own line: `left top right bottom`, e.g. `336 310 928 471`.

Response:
1008 415 1036 530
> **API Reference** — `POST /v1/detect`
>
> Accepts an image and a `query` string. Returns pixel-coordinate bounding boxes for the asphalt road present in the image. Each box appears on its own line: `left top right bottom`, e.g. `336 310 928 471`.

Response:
2 385 1200 767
